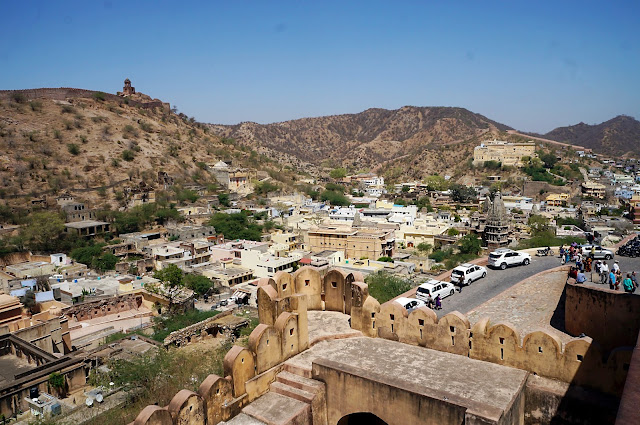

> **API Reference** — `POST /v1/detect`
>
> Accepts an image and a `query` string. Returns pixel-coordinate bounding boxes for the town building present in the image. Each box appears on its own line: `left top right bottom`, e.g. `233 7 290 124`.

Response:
581 181 606 199
308 226 395 259
63 220 111 237
545 193 570 207
472 140 536 167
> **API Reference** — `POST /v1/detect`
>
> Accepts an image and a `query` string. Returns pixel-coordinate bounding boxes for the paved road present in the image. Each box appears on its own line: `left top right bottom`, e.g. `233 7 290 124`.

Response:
436 256 558 317
435 254 640 317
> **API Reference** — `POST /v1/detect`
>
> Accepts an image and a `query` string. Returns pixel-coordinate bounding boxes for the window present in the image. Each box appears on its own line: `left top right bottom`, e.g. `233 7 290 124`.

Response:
305 279 310 286
418 319 424 326
289 328 294 336
331 281 337 288
282 283 287 291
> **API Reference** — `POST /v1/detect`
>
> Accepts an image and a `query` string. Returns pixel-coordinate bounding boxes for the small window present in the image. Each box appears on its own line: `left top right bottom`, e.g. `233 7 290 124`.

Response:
289 328 294 336
371 312 375 318
499 337 505 344
576 354 583 362
418 319 424 326
450 326 455 333
331 281 337 288
538 346 543 353
305 279 310 286
282 283 287 291
390 314 395 321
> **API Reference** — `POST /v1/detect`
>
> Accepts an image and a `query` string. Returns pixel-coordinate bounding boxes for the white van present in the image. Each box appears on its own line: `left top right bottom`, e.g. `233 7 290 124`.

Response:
415 279 455 301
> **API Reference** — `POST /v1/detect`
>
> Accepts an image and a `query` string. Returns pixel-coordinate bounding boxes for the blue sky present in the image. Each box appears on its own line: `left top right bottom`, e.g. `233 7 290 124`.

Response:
1 1 638 132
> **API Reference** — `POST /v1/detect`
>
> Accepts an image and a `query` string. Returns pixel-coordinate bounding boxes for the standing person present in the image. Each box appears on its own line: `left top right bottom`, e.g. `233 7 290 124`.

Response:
435 295 442 310
612 260 621 275
594 260 601 275
623 274 635 293
576 253 583 272
600 261 609 285
427 293 434 309
631 271 638 291
590 245 596 259
457 274 464 293
609 269 617 290
585 256 592 273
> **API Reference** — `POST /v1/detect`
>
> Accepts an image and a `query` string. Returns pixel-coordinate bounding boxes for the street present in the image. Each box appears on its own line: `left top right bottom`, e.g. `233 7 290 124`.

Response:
435 254 640 317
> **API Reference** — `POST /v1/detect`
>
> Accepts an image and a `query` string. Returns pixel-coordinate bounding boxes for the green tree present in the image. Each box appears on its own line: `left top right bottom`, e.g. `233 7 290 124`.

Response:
365 271 411 303
449 184 477 203
320 190 349 206
153 264 185 307
20 212 65 252
416 242 432 254
48 372 65 396
70 244 103 266
447 228 460 236
539 152 558 169
329 168 347 179
121 150 135 161
458 234 482 255
528 214 551 236
209 213 263 241
218 193 230 207
424 175 449 191
183 274 214 297
93 253 118 272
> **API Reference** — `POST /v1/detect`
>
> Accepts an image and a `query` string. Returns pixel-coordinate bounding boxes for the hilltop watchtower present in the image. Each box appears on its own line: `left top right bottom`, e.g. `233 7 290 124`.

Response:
121 78 135 96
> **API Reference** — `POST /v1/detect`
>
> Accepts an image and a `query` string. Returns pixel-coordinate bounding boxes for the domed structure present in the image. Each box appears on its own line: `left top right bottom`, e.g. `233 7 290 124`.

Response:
121 78 135 96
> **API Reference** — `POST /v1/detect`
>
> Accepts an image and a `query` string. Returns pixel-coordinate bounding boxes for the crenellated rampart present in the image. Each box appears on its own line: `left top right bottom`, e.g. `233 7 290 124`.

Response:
0 87 168 110
129 266 633 425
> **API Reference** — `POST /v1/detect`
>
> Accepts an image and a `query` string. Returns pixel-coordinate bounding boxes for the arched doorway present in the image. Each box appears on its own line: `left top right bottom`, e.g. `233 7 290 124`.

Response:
337 412 388 425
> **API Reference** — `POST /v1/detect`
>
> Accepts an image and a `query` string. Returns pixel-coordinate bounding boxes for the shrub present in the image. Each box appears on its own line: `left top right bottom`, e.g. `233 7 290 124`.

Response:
139 121 152 132
61 105 74 114
29 100 42 111
11 92 26 103
121 150 135 161
365 272 411 303
67 144 80 155
93 91 106 101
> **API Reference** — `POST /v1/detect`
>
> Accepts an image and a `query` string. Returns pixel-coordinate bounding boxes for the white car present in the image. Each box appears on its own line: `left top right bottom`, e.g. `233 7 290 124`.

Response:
450 263 487 285
580 245 614 260
415 279 456 302
394 297 427 313
488 249 531 270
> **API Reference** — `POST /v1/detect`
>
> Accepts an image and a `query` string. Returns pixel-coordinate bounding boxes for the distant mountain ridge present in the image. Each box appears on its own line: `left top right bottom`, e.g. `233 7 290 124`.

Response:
209 106 512 176
533 115 640 157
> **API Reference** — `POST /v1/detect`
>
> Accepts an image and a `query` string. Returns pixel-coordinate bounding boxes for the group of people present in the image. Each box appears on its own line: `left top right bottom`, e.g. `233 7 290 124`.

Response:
425 293 442 310
567 257 638 294
559 244 593 272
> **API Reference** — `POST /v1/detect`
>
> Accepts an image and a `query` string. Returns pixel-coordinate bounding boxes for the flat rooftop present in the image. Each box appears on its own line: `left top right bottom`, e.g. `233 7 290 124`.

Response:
64 220 109 229
289 337 527 414
0 354 36 386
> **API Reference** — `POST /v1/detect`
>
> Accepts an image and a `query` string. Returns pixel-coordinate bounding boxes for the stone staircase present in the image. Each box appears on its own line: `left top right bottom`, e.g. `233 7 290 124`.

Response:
223 367 327 425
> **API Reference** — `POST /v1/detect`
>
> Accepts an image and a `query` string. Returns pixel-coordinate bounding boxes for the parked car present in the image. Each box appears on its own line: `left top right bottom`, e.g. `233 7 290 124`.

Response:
394 297 427 313
488 249 531 270
415 279 456 301
580 244 614 260
450 263 487 285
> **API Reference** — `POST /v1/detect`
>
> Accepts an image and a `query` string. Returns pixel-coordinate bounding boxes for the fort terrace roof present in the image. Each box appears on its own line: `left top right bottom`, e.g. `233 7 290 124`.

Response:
63 220 109 229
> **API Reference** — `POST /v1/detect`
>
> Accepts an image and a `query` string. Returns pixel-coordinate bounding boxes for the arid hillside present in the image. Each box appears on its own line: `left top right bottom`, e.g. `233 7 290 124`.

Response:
0 92 301 208
210 106 513 180
535 115 640 157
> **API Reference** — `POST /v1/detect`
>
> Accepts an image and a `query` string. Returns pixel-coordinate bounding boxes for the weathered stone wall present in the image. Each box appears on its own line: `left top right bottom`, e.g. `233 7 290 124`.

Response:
130 266 634 425
163 310 248 347
565 282 640 352
63 293 142 322
0 88 168 110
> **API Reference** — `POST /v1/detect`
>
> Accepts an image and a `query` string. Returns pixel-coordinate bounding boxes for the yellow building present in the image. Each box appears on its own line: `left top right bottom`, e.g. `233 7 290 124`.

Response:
545 193 570 207
581 181 606 199
308 226 395 259
473 140 536 167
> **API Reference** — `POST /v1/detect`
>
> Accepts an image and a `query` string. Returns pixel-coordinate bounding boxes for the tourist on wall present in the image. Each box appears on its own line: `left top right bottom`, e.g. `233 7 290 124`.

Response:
623 274 635 294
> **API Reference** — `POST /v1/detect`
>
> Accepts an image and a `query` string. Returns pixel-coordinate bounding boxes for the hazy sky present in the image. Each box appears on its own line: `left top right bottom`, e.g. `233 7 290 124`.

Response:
1 1 638 132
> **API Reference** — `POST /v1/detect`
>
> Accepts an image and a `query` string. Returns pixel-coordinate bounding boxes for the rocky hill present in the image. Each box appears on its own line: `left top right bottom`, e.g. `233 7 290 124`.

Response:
210 106 512 179
536 115 640 157
0 89 301 209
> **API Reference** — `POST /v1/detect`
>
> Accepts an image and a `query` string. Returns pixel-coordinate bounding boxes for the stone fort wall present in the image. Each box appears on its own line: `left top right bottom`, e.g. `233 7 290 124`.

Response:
129 266 633 425
0 87 168 110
